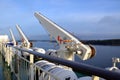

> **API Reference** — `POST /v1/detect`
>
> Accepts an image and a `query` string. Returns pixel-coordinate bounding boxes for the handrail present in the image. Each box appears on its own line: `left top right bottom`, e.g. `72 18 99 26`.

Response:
13 46 120 80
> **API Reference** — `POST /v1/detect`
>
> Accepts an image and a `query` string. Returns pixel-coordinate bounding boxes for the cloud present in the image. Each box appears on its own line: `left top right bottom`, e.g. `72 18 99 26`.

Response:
0 0 120 37
56 14 120 35
98 15 120 27
92 15 120 34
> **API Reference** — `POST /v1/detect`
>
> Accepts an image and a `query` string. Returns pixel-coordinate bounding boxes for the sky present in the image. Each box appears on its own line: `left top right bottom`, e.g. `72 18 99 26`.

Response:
0 0 120 40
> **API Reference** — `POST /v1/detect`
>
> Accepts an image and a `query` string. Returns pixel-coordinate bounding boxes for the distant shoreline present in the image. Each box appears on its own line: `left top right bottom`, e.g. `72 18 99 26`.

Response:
16 39 120 46
81 39 120 46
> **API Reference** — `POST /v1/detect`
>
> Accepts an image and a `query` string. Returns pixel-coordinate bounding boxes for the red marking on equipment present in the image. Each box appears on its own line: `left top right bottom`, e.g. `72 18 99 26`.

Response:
22 38 25 42
57 36 72 44
57 36 63 44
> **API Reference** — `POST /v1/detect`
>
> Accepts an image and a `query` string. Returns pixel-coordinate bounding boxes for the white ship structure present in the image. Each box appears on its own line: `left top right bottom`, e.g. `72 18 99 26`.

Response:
0 12 120 80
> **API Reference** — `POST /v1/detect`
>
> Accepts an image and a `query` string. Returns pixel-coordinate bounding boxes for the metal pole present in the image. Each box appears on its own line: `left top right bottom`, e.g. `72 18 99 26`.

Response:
13 46 120 80
30 54 34 80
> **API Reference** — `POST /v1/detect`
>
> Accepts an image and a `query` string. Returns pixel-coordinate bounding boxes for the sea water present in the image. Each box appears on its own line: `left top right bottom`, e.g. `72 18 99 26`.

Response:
1 41 120 80
33 41 120 68
76 45 120 68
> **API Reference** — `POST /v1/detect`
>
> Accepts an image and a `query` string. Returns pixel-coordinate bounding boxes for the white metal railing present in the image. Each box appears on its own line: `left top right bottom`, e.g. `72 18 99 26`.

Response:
0 43 65 80
1 43 120 80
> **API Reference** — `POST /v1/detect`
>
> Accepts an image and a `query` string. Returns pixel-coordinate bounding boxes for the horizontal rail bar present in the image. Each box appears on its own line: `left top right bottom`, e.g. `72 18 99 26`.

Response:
13 46 120 80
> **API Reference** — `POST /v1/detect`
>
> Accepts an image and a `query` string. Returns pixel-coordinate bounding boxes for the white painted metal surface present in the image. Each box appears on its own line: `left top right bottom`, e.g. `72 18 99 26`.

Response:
9 29 17 46
35 60 78 80
16 24 30 48
34 12 95 60
0 35 9 42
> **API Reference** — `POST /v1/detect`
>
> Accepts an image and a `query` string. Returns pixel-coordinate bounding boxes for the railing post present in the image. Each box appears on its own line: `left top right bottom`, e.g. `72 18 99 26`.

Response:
0 43 1 53
1 43 3 55
10 47 14 73
5 44 7 62
92 75 100 80
0 43 1 52
30 54 34 80
8 46 11 66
